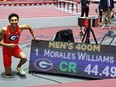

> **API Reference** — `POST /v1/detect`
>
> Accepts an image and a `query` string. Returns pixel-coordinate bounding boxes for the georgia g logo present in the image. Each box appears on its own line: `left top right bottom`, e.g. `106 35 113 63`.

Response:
34 58 53 71
9 35 19 41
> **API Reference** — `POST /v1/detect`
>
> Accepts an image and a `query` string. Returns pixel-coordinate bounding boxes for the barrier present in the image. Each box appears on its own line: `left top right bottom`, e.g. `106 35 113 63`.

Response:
56 0 80 13
0 0 97 14
0 0 57 6
0 0 81 14
29 40 116 79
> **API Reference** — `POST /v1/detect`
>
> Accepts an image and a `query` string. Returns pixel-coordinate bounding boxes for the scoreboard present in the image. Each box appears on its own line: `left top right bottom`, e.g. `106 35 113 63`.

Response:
29 40 116 79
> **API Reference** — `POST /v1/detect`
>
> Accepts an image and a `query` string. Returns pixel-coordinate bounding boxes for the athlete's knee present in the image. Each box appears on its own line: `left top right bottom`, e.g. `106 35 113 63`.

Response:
4 63 11 68
21 57 27 61
19 52 26 58
4 59 12 67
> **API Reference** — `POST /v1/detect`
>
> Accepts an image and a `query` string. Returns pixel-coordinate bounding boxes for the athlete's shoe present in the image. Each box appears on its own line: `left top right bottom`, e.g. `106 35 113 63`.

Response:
101 25 105 29
108 26 112 29
16 67 25 75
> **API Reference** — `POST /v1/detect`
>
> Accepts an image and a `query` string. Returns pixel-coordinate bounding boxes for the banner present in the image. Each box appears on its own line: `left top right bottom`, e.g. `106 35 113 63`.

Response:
29 40 116 79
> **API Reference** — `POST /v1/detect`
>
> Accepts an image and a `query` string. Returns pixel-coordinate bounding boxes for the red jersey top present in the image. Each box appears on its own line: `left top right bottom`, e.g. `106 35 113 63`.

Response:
3 25 21 52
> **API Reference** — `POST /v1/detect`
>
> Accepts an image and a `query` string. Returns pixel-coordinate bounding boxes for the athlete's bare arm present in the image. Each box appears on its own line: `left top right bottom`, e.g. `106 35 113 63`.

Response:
0 27 17 48
19 24 36 39
19 24 41 40
0 28 4 41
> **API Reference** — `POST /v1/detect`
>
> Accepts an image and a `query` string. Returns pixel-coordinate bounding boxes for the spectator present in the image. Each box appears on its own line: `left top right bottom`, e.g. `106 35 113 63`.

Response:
99 0 114 29
80 0 90 17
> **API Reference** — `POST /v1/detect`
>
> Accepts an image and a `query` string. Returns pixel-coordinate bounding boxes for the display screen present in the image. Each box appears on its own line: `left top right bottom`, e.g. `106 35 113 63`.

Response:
29 40 116 79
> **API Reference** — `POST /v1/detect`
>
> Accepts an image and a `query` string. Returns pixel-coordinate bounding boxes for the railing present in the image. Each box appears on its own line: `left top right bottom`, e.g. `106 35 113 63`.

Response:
0 0 97 14
0 0 58 6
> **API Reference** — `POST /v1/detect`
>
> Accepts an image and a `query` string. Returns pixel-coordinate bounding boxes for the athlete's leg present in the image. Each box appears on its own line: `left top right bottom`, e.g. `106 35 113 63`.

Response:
13 47 27 75
17 52 27 68
3 53 12 75
5 67 12 76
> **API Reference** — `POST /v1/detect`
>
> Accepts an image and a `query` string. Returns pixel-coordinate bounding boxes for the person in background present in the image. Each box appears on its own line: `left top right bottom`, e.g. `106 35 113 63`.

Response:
79 0 90 39
98 3 102 22
99 0 114 29
80 0 90 17
95 3 107 24
0 13 38 77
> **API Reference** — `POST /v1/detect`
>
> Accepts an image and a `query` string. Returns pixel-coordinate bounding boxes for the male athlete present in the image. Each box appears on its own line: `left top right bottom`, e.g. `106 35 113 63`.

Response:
0 13 36 76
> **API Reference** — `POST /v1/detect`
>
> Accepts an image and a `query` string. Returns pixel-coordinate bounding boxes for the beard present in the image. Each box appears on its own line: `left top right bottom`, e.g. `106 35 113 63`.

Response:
11 24 17 29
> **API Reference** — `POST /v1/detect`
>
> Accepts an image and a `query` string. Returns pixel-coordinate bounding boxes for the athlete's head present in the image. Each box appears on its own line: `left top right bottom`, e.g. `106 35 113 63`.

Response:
8 13 19 28
8 13 19 21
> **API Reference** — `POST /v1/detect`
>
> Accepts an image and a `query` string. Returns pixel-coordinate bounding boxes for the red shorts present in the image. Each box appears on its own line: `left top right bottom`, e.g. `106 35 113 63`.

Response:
2 46 22 67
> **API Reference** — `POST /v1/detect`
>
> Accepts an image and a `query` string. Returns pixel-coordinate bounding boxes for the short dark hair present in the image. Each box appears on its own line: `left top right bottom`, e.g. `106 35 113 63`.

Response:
8 13 19 21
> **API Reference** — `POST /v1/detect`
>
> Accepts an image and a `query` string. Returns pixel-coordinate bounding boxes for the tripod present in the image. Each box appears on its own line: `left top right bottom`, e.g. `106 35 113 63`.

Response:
78 16 100 44
82 27 98 44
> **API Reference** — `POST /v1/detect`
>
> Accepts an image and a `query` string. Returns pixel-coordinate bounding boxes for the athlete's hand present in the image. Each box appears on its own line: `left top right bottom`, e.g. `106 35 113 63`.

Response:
7 43 18 48
34 38 41 41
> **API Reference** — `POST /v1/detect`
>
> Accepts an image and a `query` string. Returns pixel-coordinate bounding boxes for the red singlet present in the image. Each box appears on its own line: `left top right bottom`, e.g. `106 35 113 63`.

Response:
2 25 22 67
